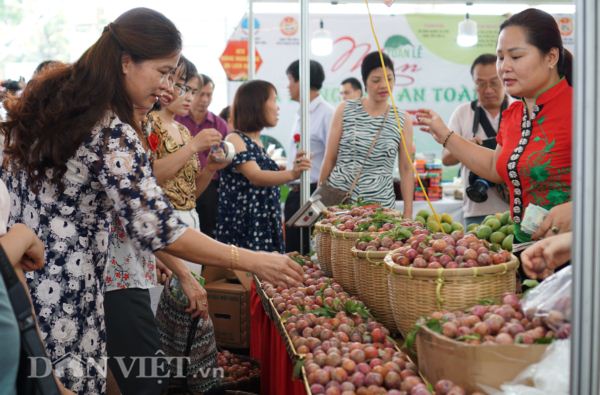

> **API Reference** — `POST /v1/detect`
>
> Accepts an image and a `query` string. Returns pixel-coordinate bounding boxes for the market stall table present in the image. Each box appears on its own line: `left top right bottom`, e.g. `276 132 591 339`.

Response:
249 282 307 395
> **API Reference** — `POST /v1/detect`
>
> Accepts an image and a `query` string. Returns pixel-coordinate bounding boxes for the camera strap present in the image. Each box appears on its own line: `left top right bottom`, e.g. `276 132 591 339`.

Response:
470 97 509 138
0 246 60 395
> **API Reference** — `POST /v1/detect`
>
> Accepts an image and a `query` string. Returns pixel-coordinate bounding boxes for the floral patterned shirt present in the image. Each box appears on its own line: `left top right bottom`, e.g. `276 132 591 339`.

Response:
105 216 157 292
1 112 186 393
496 78 572 241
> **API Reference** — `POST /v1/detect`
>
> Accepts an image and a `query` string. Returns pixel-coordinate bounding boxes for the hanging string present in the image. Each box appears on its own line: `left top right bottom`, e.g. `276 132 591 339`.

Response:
363 0 444 231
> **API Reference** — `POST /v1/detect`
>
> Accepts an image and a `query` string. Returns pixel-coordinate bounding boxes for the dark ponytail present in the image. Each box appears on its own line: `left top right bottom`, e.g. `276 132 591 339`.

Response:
500 8 572 86
560 49 573 87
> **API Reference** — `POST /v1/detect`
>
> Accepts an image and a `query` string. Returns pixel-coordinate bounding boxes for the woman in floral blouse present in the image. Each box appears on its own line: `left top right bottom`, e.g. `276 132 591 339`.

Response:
417 8 573 243
1 8 302 394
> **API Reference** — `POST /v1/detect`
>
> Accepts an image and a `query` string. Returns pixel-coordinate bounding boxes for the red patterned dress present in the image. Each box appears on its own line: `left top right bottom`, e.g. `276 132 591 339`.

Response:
496 78 572 242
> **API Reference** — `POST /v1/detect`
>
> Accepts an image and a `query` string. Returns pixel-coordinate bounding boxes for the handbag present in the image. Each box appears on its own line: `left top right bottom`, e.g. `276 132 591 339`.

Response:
155 278 220 394
0 246 60 395
312 107 390 207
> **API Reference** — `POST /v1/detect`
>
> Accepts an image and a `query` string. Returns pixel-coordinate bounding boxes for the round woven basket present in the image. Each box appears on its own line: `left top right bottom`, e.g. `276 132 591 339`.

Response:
384 251 519 336
351 247 396 332
330 228 371 295
314 222 333 277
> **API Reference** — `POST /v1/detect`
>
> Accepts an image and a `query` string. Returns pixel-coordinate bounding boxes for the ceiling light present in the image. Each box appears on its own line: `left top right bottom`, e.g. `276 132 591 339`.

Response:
457 13 478 47
311 19 333 57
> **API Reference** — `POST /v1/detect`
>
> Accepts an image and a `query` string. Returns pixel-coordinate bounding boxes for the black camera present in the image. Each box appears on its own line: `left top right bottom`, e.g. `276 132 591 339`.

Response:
466 138 497 202
1 79 21 92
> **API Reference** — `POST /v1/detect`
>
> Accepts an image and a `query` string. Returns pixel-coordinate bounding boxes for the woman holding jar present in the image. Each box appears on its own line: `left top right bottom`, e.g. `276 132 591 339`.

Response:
319 51 414 217
417 8 573 243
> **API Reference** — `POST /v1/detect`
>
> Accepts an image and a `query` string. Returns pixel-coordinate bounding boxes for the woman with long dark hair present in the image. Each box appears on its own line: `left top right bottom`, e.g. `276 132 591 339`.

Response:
1 8 301 393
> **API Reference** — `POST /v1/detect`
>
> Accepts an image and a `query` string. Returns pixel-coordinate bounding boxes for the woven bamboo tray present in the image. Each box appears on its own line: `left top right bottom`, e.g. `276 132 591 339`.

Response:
351 247 397 332
330 228 372 295
314 222 333 277
384 251 519 336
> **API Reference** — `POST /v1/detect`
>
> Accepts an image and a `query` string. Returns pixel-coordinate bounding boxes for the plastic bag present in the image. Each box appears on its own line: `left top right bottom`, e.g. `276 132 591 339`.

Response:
521 266 572 331
496 339 570 395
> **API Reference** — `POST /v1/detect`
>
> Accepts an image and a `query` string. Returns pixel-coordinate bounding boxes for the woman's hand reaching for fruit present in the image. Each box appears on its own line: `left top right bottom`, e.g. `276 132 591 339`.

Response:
521 232 572 279
414 109 453 145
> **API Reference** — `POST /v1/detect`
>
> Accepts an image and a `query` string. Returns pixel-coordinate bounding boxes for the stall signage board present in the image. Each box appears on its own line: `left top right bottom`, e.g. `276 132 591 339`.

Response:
219 39 263 81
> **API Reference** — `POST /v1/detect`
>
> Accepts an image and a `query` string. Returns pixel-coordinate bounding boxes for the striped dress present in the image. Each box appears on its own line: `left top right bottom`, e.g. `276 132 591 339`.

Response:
327 99 404 208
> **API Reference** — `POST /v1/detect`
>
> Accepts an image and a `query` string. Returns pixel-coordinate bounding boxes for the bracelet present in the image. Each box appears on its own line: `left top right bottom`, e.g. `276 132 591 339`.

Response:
229 244 239 271
442 130 455 148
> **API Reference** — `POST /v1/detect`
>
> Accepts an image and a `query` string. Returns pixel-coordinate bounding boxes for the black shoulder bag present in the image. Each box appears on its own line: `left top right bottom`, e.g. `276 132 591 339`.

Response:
0 246 60 395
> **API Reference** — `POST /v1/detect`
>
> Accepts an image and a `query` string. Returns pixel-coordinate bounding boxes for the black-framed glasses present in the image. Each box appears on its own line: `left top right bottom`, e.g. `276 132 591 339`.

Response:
174 83 198 97
475 78 502 90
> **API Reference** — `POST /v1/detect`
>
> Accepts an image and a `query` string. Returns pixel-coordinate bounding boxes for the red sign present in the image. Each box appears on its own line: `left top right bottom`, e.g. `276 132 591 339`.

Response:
219 40 263 81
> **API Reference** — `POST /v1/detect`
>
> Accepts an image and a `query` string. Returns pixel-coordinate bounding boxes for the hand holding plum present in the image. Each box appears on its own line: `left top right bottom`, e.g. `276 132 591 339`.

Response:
521 232 572 279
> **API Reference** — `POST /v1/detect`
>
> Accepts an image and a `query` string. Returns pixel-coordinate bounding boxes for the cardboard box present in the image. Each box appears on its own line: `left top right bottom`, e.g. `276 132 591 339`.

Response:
203 265 253 349
416 326 548 394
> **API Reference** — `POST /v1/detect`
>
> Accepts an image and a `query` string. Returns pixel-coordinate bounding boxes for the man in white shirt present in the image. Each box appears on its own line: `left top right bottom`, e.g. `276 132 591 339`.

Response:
284 59 334 253
443 54 512 226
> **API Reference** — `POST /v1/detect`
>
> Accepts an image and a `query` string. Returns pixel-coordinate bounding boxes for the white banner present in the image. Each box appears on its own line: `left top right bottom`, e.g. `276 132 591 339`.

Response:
225 13 574 161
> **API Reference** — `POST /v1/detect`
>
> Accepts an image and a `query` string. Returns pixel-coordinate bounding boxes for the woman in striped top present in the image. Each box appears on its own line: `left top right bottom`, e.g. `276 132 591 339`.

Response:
320 51 414 217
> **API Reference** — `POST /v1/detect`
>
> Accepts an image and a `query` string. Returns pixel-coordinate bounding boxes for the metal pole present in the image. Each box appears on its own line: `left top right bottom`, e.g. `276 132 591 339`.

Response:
248 0 255 80
571 0 600 394
299 0 311 254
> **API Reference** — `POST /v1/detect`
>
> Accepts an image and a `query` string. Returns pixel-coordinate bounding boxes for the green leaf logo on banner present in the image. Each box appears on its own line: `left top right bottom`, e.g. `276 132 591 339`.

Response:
384 34 414 49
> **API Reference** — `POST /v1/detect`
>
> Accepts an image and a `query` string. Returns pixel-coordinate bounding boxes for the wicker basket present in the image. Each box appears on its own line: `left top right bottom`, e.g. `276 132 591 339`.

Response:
330 228 371 295
351 247 396 332
384 251 519 336
314 222 333 277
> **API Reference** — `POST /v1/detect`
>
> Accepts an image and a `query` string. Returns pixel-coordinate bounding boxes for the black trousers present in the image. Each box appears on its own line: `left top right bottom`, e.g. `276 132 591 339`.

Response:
105 288 169 395
196 179 219 238
284 183 317 254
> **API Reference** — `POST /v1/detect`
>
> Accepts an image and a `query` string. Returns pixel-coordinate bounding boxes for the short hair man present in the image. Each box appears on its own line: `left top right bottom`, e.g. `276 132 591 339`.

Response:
175 74 228 238
443 54 512 226
339 77 363 100
284 59 334 253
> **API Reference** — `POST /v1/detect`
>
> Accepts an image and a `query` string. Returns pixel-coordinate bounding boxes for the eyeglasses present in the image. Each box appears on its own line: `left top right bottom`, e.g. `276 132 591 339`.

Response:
173 83 199 97
475 79 502 90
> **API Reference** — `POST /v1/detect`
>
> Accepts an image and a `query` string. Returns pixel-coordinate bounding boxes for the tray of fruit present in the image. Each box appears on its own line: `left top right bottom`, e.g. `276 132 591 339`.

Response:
466 211 515 252
215 350 261 392
384 231 519 336
258 255 379 362
329 209 405 295
411 293 570 394
256 255 483 394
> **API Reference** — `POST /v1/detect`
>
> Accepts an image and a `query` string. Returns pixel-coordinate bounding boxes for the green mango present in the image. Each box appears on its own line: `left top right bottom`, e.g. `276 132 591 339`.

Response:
467 223 479 232
476 225 493 240
451 222 464 231
441 222 453 234
502 234 514 251
416 210 430 221
500 211 511 226
415 216 426 225
490 231 507 244
441 213 454 224
484 218 502 232
427 221 441 233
